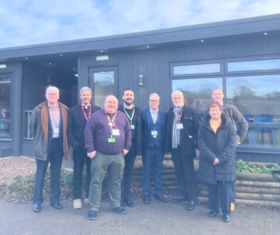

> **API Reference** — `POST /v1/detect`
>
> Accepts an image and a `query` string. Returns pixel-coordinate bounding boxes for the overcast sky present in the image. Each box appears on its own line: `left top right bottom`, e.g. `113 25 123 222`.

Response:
0 0 279 49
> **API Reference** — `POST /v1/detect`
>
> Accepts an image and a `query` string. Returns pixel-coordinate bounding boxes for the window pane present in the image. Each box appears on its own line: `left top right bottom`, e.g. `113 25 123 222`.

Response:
228 59 280 72
227 75 280 148
172 78 223 119
174 63 220 75
0 78 11 136
93 71 114 107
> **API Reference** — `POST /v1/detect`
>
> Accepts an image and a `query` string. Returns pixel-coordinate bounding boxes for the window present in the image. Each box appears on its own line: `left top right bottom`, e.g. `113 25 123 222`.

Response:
227 75 280 147
172 78 223 119
0 77 11 137
92 70 115 107
173 63 220 75
228 59 280 72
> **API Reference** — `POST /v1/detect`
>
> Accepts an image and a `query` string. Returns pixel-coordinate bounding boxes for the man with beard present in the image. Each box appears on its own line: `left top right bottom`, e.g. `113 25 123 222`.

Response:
118 89 142 207
166 90 199 211
67 87 101 209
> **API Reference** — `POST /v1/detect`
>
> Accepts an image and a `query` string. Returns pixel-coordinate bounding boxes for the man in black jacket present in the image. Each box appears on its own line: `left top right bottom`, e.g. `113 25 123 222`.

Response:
67 87 101 209
118 88 142 207
166 90 199 211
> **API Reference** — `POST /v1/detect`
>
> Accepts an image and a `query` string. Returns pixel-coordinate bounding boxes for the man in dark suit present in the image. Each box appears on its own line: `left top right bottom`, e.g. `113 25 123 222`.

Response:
166 90 199 211
67 87 101 209
118 88 142 207
142 93 168 204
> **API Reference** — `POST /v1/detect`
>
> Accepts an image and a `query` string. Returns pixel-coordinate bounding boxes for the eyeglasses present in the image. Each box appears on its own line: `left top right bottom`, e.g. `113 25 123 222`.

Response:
149 100 159 102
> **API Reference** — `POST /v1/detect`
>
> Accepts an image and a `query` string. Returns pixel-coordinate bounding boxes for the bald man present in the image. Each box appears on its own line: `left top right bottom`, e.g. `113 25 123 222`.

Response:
84 95 132 220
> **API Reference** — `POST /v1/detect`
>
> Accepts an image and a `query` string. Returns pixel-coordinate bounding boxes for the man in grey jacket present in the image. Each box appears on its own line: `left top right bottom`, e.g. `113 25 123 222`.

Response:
29 86 70 213
211 87 248 211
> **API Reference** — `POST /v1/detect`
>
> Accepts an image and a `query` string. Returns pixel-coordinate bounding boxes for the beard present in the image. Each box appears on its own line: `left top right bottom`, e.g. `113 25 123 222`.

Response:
124 99 133 105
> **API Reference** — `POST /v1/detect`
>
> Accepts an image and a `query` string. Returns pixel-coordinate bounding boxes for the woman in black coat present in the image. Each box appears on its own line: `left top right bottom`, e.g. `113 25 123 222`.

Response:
198 101 236 223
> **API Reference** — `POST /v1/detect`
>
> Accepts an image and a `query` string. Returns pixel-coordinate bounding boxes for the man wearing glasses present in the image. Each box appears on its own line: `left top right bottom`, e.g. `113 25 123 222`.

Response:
141 93 168 204
29 86 70 213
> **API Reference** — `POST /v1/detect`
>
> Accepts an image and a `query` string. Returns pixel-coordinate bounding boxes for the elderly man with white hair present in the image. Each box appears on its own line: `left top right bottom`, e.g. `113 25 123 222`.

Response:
166 90 199 211
29 86 70 213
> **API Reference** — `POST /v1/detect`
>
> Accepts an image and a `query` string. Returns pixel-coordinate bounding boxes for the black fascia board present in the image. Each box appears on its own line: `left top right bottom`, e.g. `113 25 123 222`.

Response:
1 13 280 60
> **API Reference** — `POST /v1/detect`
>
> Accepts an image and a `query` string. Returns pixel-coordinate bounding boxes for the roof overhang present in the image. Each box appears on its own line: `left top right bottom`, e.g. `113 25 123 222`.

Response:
1 14 280 61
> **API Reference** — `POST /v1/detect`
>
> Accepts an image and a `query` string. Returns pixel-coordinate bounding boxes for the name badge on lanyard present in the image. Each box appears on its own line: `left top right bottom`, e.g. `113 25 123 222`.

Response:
108 137 116 143
176 123 184 129
112 129 120 136
53 127 59 134
151 130 157 138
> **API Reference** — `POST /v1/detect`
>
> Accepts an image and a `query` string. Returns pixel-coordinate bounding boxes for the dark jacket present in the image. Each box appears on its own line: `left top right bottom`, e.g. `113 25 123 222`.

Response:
166 105 199 155
142 108 166 149
67 103 101 150
118 104 142 155
29 101 70 161
203 104 248 144
198 114 236 185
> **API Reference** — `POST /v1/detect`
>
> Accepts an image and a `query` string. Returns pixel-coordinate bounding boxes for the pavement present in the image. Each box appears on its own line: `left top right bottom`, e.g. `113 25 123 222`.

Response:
1 199 279 235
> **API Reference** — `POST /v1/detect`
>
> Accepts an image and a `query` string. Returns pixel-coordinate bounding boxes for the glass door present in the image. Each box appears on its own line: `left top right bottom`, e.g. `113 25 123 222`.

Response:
89 66 118 107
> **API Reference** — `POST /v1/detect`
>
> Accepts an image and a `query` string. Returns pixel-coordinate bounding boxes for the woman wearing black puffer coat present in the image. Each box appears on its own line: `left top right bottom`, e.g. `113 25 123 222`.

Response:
198 101 237 223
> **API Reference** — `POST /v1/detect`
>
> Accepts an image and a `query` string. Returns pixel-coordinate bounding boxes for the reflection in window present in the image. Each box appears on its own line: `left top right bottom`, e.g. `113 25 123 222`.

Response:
227 75 280 148
172 78 223 120
228 59 280 72
173 63 220 75
93 71 114 107
0 78 11 136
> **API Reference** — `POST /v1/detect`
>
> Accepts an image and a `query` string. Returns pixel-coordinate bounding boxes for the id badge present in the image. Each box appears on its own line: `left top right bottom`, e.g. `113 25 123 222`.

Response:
176 123 184 129
53 127 59 134
131 124 135 130
151 130 157 138
108 137 116 143
112 129 120 136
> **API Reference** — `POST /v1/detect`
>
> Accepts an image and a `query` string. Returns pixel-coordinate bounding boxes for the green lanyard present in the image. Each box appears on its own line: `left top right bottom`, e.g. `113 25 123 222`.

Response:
124 108 135 130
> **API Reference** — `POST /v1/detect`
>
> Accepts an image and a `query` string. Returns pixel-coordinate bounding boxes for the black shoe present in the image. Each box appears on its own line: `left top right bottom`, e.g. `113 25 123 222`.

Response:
172 195 186 203
109 206 126 215
88 210 98 220
33 204 41 213
209 210 219 218
186 201 195 211
124 197 135 207
154 194 168 203
50 202 63 210
223 214 231 223
142 195 151 204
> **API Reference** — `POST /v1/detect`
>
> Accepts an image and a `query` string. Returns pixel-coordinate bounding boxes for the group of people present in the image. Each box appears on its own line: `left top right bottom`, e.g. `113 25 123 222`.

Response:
29 85 248 223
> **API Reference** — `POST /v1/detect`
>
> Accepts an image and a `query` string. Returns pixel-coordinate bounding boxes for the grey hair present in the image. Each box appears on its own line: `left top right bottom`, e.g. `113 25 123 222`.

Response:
80 86 92 95
46 86 59 94
171 90 184 98
149 93 160 100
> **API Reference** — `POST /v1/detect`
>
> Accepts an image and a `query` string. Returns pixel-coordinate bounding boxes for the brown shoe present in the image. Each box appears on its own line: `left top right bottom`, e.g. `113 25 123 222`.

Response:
230 203 235 212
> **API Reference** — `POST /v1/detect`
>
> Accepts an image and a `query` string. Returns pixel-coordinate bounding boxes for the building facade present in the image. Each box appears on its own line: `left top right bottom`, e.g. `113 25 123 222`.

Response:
1 14 280 163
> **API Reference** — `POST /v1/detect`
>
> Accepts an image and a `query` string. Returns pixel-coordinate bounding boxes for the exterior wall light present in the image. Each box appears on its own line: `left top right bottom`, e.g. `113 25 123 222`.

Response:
139 75 144 85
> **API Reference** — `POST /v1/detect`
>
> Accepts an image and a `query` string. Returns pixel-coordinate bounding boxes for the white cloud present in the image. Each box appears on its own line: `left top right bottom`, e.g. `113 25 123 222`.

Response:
0 0 279 49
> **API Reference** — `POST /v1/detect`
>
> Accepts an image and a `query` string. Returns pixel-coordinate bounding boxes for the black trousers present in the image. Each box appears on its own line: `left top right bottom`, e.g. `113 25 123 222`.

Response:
171 147 196 201
72 148 91 199
33 139 63 204
121 141 137 200
208 182 232 216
